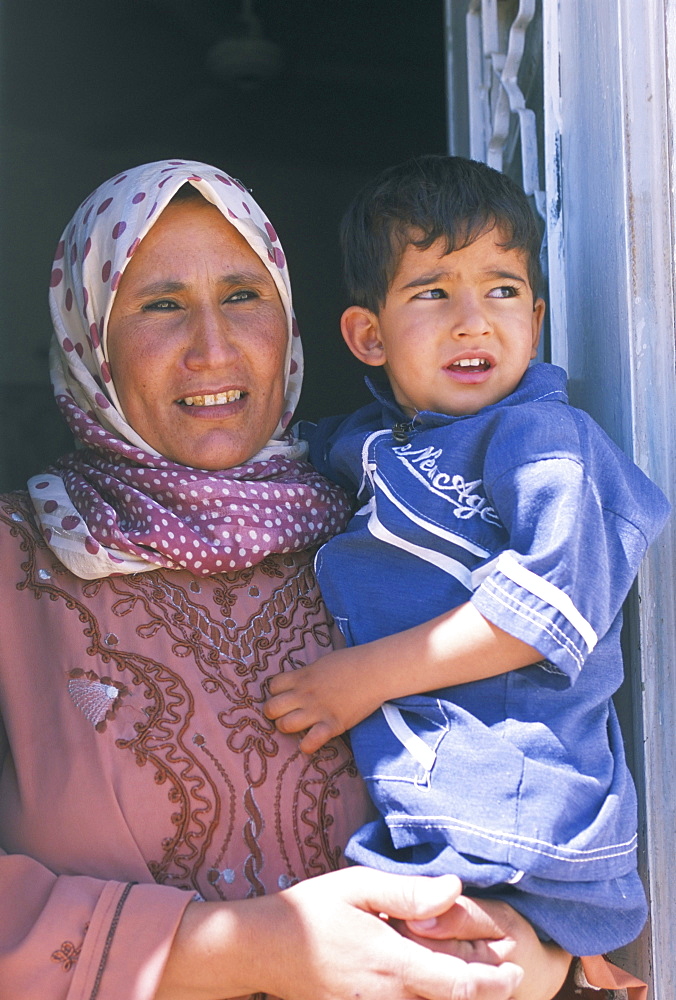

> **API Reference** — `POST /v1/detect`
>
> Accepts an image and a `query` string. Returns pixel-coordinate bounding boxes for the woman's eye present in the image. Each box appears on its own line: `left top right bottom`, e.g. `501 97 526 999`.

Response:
142 299 179 311
488 285 519 299
415 288 446 300
227 289 258 303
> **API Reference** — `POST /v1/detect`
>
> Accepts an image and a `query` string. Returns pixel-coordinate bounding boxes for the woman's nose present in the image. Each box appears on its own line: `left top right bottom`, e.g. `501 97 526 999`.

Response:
184 305 238 369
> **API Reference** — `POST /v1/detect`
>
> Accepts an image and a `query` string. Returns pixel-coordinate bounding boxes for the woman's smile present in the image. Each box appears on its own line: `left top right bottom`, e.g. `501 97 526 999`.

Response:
178 389 244 407
174 390 248 422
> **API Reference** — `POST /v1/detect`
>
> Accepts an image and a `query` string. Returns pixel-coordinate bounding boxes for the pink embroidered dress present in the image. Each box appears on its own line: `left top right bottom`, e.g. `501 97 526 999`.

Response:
0 494 369 999
0 160 370 1000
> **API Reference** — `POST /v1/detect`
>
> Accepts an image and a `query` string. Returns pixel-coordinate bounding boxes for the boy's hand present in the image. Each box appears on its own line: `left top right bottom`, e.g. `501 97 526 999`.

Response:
264 647 383 753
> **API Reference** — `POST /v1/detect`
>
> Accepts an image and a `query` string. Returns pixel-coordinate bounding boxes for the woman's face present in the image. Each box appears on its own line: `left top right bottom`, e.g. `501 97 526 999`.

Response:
107 197 288 470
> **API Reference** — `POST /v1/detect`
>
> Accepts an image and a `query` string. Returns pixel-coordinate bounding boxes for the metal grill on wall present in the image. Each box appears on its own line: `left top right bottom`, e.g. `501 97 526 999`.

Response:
445 0 560 361
465 0 545 220
446 0 545 214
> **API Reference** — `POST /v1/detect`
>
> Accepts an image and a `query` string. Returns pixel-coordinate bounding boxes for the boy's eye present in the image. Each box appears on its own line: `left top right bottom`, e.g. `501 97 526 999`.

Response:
415 288 447 300
487 285 519 299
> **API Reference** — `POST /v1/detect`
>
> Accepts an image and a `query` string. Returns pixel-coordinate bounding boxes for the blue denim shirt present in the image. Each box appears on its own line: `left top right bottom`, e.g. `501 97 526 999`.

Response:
306 365 670 892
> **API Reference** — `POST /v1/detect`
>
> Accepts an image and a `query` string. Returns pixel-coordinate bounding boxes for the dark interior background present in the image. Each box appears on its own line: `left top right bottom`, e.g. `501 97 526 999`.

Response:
0 0 447 491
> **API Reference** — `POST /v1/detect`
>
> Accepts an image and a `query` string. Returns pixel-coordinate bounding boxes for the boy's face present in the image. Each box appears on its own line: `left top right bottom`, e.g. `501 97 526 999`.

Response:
341 228 545 418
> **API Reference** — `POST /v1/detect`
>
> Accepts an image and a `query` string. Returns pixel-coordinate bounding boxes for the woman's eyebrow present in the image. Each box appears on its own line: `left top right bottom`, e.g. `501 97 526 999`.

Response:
218 270 271 286
133 271 270 297
135 280 185 297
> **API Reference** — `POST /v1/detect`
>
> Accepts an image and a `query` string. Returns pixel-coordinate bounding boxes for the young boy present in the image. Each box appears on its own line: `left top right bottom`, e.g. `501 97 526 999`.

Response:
264 156 670 955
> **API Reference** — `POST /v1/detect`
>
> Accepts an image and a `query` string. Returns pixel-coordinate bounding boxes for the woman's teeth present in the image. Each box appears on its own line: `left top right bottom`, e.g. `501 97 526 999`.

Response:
452 358 489 369
181 390 243 406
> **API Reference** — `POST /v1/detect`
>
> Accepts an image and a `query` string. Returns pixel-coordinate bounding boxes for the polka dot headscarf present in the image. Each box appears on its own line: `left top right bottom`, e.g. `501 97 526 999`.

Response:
29 160 350 579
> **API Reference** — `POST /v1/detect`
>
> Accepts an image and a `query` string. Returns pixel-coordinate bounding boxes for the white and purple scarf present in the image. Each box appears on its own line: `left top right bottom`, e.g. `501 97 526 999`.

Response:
29 159 349 579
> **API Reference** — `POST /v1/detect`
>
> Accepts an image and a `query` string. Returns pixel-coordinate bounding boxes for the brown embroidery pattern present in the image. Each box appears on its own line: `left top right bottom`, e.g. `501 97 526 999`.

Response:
3 495 361 903
51 939 81 972
94 554 344 897
50 921 88 972
170 564 347 896
273 739 356 886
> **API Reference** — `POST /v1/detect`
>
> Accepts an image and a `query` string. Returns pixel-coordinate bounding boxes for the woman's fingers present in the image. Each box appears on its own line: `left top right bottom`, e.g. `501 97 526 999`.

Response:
273 869 523 1000
397 921 503 966
406 894 514 941
403 893 572 1000
346 868 463 921
398 944 523 1000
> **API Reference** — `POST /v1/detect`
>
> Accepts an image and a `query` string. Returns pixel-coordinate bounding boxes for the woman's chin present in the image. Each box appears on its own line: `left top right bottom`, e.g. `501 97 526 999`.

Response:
133 405 280 471
157 432 270 472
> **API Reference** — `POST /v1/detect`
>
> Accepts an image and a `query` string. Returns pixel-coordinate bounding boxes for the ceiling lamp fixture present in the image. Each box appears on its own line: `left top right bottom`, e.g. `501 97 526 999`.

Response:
206 0 283 88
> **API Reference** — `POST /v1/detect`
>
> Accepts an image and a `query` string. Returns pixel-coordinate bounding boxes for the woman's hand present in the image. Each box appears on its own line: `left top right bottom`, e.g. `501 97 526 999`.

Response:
264 647 381 753
156 868 525 1000
399 894 572 1000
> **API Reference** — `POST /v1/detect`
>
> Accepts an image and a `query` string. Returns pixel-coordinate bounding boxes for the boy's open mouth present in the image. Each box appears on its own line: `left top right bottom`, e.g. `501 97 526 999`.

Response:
448 358 491 372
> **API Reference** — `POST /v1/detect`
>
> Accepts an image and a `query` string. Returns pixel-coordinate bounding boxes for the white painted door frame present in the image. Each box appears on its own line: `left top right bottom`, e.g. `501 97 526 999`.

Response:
544 3 675 990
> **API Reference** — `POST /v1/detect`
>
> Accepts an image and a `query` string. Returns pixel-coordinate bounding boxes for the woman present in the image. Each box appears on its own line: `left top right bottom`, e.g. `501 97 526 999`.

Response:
0 159 640 1000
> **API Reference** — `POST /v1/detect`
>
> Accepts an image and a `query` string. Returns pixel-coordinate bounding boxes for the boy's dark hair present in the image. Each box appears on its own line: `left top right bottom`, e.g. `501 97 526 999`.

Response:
341 155 543 312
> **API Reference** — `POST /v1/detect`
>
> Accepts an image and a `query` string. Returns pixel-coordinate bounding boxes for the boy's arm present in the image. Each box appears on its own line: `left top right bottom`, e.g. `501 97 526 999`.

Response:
264 601 540 754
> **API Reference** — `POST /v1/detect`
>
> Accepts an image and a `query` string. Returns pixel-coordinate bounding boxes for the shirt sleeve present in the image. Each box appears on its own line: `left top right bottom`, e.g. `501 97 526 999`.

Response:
0 848 192 1000
470 407 670 684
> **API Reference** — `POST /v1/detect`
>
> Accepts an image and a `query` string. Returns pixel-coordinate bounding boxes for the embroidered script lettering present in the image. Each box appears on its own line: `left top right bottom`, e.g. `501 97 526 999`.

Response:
392 444 501 524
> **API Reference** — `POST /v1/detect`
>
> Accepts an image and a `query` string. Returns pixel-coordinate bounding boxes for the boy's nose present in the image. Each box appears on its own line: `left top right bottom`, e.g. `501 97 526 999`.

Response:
450 295 490 337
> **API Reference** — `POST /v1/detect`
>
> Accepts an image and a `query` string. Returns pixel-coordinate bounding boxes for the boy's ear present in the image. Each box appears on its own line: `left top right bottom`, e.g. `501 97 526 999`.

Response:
530 297 546 357
340 306 387 367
